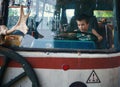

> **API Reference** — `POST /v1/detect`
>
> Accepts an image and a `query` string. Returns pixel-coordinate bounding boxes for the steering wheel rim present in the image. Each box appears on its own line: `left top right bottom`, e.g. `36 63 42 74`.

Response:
0 46 40 87
76 31 98 41
55 31 98 41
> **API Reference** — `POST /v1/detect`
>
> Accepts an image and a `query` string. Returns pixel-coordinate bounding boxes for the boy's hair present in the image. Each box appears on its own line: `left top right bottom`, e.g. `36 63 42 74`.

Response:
75 14 90 24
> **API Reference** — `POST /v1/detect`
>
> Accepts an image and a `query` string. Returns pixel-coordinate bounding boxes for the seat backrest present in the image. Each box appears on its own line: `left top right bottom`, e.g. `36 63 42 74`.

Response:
98 22 113 49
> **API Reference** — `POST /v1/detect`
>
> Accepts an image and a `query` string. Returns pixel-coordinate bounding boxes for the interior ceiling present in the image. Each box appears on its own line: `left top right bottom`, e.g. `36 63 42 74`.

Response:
57 0 113 10
57 0 113 4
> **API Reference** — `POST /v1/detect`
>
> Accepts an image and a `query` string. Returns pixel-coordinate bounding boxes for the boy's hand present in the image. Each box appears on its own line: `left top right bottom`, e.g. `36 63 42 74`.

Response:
97 36 103 42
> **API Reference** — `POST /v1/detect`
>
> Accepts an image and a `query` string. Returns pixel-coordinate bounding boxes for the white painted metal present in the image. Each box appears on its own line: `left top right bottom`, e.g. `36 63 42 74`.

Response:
1 51 120 87
2 67 120 87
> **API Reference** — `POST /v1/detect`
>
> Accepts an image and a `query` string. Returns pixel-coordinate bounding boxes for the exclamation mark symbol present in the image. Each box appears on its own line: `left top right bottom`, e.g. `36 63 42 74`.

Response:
92 73 95 82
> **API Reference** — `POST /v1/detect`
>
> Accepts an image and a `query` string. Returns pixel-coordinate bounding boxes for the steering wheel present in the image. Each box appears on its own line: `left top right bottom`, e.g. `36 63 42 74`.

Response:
0 46 40 87
55 32 78 40
76 32 98 41
55 31 98 41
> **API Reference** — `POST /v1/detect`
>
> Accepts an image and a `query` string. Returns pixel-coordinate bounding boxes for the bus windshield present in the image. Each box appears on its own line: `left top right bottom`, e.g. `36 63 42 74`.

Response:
5 0 115 50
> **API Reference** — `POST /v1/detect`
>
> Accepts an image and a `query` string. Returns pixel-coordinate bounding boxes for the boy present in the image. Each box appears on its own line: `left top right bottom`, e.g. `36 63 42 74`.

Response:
76 15 103 42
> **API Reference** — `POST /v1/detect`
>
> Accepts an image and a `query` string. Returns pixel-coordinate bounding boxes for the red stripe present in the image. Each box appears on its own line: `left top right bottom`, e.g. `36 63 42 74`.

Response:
0 56 119 69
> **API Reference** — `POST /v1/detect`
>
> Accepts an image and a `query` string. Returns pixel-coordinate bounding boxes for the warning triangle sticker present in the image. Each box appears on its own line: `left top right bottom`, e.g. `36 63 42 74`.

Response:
86 70 101 83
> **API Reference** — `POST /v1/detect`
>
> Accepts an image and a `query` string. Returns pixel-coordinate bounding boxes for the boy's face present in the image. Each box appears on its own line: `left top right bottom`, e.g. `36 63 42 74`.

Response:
76 20 89 32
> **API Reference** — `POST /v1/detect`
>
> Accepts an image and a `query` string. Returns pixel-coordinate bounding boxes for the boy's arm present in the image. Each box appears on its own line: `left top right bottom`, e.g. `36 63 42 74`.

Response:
92 29 103 42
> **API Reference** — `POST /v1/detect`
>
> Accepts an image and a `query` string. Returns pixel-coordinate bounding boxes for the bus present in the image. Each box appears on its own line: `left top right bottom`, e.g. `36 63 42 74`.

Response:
0 0 120 87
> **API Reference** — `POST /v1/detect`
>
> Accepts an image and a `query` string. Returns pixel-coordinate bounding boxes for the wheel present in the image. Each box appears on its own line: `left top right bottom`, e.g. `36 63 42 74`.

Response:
54 31 98 41
0 46 40 87
76 32 98 41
